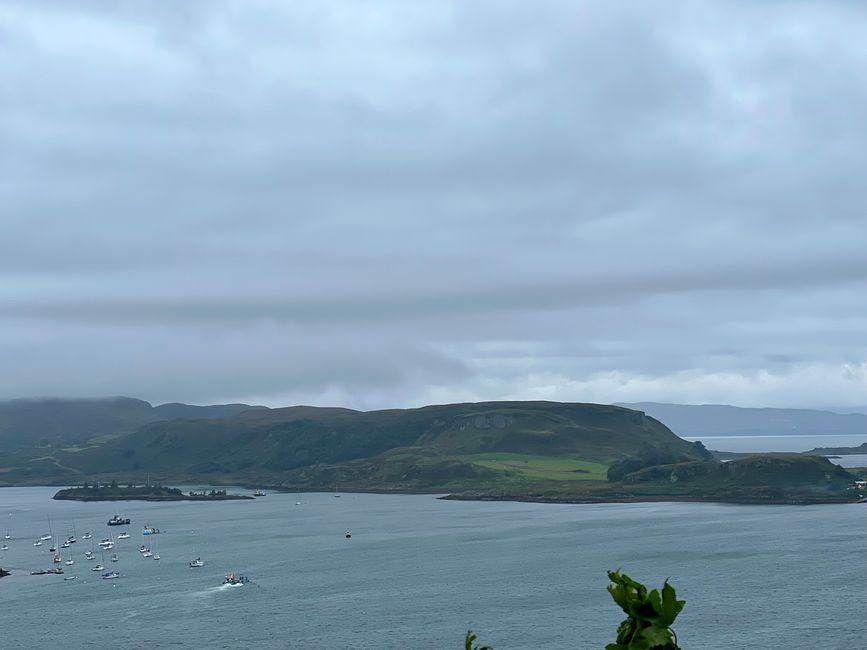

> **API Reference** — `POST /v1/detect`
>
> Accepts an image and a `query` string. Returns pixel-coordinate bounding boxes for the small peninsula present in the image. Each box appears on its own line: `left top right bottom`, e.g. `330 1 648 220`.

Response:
53 483 253 502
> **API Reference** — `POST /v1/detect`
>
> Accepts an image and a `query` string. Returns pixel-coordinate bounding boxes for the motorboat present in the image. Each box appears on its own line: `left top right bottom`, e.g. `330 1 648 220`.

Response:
142 526 160 535
40 534 52 541
253 490 266 497
189 558 204 568
1 544 7 551
101 571 120 579
345 530 352 539
91 564 104 571
116 532 130 540
82 532 92 540
63 576 76 581
222 573 250 587
65 558 74 566
107 515 130 526
33 540 42 546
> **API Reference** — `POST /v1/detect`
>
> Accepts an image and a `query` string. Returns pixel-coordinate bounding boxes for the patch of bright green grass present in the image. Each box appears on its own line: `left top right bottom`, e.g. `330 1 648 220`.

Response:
464 453 609 481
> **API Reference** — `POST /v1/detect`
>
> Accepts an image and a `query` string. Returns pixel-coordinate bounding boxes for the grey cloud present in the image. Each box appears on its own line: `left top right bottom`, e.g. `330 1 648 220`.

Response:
2 1 867 408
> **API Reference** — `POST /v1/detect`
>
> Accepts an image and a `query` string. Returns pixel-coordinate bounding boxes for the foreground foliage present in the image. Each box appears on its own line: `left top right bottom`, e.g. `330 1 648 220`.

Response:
605 570 684 649
466 571 684 649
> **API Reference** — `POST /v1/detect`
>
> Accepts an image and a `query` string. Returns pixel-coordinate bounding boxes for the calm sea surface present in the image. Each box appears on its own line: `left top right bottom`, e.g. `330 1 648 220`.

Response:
1 488 865 649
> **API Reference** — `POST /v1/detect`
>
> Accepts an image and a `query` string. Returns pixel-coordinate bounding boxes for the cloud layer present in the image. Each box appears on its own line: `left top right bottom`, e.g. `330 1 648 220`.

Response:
3 1 867 408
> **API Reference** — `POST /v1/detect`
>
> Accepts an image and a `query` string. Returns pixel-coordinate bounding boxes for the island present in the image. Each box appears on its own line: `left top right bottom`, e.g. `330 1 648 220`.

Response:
1 399 862 506
53 482 253 502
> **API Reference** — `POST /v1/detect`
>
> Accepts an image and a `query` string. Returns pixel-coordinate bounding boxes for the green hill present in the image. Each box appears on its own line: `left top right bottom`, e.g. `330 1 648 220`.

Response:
50 401 704 483
2 399 853 503
0 397 266 450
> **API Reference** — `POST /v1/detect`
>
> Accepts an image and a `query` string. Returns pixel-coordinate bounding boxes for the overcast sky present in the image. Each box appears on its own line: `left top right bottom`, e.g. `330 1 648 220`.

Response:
2 0 867 410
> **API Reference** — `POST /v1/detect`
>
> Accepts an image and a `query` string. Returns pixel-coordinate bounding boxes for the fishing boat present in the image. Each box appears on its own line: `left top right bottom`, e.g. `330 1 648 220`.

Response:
142 525 160 535
107 515 130 526
101 571 120 580
31 567 64 575
189 558 204 568
222 573 250 587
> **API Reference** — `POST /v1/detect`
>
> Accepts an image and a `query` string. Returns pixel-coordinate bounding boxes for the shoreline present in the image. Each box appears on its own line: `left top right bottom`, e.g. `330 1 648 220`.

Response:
2 484 858 507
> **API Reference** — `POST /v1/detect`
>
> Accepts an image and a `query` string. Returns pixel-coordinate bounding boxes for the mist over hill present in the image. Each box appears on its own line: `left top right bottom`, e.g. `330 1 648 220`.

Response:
0 397 266 449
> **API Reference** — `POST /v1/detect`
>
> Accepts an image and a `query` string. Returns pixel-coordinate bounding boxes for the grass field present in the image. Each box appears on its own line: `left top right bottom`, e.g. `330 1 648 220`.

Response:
464 452 609 481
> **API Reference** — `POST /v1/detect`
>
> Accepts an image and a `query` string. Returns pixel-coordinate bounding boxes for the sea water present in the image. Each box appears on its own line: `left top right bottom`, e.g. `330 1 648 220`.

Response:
0 488 864 649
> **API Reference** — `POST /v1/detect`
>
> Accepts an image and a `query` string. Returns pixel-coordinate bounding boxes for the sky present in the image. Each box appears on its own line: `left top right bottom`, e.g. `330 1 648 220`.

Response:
2 0 867 410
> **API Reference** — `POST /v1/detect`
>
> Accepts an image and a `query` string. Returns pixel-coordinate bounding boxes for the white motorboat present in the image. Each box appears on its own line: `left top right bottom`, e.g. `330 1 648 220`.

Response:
65 558 74 566
116 532 130 540
92 564 104 571
189 558 204 568
101 571 120 579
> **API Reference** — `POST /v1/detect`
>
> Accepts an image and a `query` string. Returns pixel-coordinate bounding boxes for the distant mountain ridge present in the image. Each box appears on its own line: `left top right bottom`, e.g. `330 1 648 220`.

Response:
0 396 267 449
617 402 867 438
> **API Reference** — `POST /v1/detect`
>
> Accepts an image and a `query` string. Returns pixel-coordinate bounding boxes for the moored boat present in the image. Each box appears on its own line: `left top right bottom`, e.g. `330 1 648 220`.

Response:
108 515 130 526
101 571 120 579
142 526 160 535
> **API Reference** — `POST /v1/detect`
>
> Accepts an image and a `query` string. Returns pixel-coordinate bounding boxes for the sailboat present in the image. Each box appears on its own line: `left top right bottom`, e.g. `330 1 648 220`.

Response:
152 536 160 560
4 513 11 540
111 553 119 563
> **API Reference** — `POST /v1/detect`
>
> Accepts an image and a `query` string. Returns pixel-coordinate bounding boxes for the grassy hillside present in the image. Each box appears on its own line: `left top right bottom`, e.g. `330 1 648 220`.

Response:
4 399 849 503
49 401 704 482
